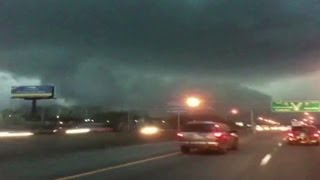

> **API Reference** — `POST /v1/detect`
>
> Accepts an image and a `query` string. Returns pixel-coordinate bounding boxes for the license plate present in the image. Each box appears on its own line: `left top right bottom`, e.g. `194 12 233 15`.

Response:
192 134 204 140
299 134 306 139
185 133 203 140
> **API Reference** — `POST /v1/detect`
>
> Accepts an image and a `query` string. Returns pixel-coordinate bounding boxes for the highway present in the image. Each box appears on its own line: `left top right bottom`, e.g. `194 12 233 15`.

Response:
0 132 319 179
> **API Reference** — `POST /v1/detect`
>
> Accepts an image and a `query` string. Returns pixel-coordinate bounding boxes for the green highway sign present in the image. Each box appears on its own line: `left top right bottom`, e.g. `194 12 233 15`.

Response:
272 101 320 112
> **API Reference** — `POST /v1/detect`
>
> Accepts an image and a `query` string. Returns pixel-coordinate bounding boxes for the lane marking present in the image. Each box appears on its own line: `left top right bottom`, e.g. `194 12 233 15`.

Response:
260 154 272 166
55 152 180 180
278 142 282 147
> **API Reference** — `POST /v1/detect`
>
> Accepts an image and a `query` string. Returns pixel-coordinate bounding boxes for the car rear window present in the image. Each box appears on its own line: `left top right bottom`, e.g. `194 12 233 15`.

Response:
292 127 304 132
182 124 216 133
292 126 317 133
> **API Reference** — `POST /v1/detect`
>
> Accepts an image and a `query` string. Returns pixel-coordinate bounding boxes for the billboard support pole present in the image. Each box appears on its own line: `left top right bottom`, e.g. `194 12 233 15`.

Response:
31 99 37 115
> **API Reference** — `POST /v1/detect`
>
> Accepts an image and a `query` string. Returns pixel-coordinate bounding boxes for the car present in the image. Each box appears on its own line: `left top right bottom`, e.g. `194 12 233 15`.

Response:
286 125 320 145
177 121 239 154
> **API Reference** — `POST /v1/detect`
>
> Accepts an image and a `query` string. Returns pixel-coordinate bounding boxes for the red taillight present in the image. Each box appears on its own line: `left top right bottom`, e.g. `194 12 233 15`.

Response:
313 133 319 137
288 132 294 137
177 133 184 137
214 132 222 137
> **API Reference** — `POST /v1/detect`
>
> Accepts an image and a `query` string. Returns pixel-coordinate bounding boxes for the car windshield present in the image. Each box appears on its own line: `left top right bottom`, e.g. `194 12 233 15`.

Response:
292 127 306 132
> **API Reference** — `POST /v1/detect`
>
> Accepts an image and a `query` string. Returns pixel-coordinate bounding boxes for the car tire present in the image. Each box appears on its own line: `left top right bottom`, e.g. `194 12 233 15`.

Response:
180 146 190 154
218 146 227 154
231 141 239 150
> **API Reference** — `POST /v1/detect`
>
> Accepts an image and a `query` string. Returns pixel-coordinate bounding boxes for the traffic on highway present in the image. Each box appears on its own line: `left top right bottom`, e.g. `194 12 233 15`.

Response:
1 1 320 180
178 121 239 154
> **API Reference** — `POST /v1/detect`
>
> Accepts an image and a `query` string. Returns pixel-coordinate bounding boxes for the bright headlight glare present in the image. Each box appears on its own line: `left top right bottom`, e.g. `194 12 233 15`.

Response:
0 132 34 137
65 128 91 134
256 125 264 131
140 126 159 135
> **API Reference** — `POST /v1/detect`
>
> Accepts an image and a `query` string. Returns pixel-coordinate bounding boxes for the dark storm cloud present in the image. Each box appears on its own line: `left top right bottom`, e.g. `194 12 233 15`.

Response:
1 0 320 76
0 0 319 107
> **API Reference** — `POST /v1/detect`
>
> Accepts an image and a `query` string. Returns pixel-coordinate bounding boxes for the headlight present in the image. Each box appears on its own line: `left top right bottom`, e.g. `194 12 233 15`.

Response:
140 126 159 135
65 128 91 134
263 127 270 131
0 132 34 137
256 125 264 131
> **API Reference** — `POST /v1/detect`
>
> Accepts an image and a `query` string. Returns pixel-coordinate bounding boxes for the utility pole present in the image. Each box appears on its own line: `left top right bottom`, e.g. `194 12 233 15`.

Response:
31 99 37 115
177 111 181 131
127 110 130 131
250 109 256 134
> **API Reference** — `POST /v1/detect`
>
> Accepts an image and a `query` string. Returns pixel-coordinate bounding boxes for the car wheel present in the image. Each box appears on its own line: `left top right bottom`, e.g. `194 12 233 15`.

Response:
218 146 227 154
180 146 190 154
231 141 239 150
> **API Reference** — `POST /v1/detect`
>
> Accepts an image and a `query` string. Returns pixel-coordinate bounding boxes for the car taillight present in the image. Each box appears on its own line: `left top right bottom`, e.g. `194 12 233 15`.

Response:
177 133 184 137
313 133 319 137
288 132 294 137
214 132 222 137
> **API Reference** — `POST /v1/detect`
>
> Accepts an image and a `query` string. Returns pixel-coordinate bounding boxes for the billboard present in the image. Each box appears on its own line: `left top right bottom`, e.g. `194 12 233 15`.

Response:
11 86 55 99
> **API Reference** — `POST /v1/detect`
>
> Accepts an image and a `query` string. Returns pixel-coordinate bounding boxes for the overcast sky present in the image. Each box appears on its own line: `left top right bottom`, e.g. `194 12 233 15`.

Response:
1 0 320 110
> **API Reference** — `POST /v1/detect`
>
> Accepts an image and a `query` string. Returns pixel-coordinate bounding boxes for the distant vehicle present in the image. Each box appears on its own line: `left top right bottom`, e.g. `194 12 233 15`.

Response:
75 123 113 133
286 125 320 145
177 121 239 154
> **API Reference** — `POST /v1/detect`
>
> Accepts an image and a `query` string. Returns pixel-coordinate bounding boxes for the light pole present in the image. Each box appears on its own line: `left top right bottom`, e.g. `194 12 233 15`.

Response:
250 110 255 134
127 111 130 131
177 111 181 131
180 96 202 131
225 108 255 133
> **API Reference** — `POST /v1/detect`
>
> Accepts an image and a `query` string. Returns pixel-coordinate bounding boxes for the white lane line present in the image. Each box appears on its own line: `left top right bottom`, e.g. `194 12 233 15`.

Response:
260 154 272 166
278 142 283 147
55 152 180 180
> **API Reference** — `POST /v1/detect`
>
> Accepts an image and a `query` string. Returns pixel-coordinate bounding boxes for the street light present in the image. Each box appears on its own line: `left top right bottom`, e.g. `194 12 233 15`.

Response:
308 116 315 120
175 96 202 131
231 109 238 114
185 97 201 108
225 108 239 121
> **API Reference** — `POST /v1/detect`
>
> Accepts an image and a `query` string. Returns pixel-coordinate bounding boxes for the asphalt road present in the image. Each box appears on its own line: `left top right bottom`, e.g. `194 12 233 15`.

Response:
1 131 320 179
